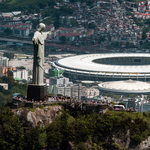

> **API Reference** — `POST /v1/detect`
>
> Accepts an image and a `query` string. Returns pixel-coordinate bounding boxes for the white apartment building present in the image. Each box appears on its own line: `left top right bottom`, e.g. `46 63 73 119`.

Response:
0 57 9 67
12 69 28 80
0 83 8 90
57 86 72 97
50 84 86 100
49 76 86 100
49 76 69 85
86 88 100 98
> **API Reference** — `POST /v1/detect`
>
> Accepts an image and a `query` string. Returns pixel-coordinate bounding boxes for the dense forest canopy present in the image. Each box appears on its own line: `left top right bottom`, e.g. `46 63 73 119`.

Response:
0 0 58 12
0 0 77 26
0 75 27 106
1 107 150 150
0 0 94 13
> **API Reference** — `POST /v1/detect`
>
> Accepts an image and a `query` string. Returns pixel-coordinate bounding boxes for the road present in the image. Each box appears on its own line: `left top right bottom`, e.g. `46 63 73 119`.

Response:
0 37 32 45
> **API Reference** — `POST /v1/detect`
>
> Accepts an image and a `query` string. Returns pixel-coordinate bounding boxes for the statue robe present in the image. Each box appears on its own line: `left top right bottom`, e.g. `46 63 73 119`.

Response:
32 31 48 85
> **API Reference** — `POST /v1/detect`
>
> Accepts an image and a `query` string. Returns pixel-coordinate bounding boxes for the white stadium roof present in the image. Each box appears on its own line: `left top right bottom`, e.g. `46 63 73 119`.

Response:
52 53 150 81
55 53 150 73
98 80 150 94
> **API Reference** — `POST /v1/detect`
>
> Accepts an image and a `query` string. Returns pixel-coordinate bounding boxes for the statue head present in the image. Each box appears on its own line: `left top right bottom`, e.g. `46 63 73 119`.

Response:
37 23 45 32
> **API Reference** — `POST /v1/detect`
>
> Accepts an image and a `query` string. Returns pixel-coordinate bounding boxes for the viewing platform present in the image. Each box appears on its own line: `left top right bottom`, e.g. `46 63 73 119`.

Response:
12 96 137 113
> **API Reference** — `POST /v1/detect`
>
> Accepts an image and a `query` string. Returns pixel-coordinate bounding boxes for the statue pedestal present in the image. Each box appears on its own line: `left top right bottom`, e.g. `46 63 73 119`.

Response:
27 84 47 101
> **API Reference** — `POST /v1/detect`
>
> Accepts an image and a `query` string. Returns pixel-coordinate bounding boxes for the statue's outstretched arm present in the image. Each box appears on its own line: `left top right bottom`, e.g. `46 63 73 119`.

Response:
43 31 51 40
48 31 51 34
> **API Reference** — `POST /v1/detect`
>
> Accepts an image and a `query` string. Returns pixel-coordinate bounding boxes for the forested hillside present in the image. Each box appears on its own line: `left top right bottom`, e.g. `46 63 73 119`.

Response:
0 0 76 27
0 0 57 12
0 0 93 13
1 107 150 150
0 0 81 13
0 75 27 106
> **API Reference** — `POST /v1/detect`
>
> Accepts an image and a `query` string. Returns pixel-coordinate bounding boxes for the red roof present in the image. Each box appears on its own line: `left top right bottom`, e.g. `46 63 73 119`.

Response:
16 23 30 26
13 27 28 31
0 24 15 28
59 27 76 31
45 25 54 29
92 44 100 47
134 13 143 15
142 13 150 16
45 43 90 52
45 25 54 31
0 24 32 30
57 33 81 37
139 1 145 4
138 5 146 7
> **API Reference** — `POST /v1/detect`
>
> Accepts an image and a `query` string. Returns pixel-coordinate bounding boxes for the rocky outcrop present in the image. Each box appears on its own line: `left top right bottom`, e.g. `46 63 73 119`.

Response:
110 128 130 149
12 106 150 150
12 105 62 128
139 136 150 150
108 128 150 150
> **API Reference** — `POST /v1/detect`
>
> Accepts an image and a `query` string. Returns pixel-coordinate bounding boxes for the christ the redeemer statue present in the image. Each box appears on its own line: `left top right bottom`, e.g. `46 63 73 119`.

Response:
32 23 51 85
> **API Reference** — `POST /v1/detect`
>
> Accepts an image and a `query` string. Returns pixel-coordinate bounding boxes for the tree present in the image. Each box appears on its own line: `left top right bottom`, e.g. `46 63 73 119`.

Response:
16 66 26 69
46 119 63 148
130 94 137 98
88 23 96 29
98 36 105 44
0 68 27 106
145 19 150 24
139 41 143 48
70 19 78 27
87 0 93 6
113 95 120 101
60 5 74 15
143 27 150 33
142 31 147 40
54 20 61 29
60 36 66 42
3 52 14 59
7 69 13 77
126 42 130 48
0 107 24 150
147 94 150 99
24 127 47 150
31 20 39 29
2 76 15 89
29 32 34 38
70 0 77 2
4 28 12 35
110 101 115 105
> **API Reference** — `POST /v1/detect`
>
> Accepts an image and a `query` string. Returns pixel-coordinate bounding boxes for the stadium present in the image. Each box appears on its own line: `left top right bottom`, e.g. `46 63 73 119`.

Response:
52 53 150 82
98 80 150 94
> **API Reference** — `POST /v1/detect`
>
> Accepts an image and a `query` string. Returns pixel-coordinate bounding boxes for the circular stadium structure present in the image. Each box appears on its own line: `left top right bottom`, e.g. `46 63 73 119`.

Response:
52 53 150 82
98 80 150 94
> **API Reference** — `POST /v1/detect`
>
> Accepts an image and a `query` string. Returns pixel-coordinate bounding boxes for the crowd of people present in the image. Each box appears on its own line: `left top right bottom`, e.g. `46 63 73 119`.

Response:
13 95 138 112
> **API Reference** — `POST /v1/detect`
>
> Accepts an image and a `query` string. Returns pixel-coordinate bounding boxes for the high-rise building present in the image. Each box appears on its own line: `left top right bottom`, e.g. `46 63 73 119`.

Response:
71 85 79 99
49 76 69 86
12 69 28 80
0 66 16 76
122 98 136 109
51 84 86 100
49 69 64 77
0 57 9 67
49 77 86 99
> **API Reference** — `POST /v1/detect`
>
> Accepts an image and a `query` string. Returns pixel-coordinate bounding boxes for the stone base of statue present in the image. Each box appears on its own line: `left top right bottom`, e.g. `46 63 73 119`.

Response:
27 84 47 101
